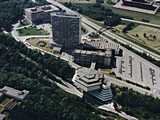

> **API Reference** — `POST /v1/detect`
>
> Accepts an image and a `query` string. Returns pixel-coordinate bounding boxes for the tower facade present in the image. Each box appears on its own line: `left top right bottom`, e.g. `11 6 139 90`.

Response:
51 12 81 50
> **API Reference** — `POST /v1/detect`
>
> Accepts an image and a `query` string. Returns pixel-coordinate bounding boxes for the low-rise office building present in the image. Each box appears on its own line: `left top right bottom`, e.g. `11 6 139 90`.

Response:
0 86 29 120
73 66 103 92
72 49 115 68
84 86 113 104
0 86 29 101
72 64 113 104
114 0 160 14
0 114 6 120
25 5 61 24
81 38 122 56
122 0 157 10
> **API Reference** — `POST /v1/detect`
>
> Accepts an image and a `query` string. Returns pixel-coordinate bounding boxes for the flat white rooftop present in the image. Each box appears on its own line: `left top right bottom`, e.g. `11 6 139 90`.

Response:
113 0 158 14
73 49 112 57
51 12 80 18
0 86 29 101
82 37 120 51
0 114 6 120
25 4 60 13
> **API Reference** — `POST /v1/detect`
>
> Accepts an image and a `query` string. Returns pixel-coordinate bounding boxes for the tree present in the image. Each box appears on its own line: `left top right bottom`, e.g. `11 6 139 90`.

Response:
112 85 160 120
0 0 47 31
0 33 108 120
122 23 135 33
104 15 121 27
143 33 147 38
153 35 156 40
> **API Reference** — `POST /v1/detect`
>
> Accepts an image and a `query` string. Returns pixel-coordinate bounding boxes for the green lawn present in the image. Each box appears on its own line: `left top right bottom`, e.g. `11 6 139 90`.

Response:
112 24 160 55
18 26 49 36
127 25 160 52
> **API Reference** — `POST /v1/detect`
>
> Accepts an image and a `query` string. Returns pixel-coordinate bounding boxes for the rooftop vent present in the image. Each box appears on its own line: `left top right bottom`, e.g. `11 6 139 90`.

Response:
41 6 52 10
31 8 37 12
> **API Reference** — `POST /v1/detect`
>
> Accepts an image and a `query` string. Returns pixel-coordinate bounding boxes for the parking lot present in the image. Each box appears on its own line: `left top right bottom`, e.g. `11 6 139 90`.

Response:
113 47 160 97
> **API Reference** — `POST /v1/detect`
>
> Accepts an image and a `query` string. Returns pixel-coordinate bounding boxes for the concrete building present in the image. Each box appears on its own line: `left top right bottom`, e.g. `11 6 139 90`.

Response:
81 38 122 56
51 12 81 50
0 114 6 120
0 86 29 101
72 49 115 68
72 64 113 104
73 65 103 92
0 86 29 120
25 5 61 24
122 0 157 10
114 0 160 14
84 87 113 104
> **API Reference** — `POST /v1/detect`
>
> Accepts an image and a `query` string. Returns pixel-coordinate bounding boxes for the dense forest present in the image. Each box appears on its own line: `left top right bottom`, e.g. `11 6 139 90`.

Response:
1 0 160 119
0 33 75 81
0 0 122 119
0 0 47 31
0 34 124 120
112 85 160 120
0 33 96 120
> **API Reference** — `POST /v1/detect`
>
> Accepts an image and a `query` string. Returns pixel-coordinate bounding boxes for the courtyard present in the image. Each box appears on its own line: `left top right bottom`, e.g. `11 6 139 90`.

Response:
26 38 53 52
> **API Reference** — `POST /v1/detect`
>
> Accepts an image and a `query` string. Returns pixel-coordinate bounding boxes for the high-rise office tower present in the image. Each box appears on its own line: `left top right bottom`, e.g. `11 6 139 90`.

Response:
51 12 81 50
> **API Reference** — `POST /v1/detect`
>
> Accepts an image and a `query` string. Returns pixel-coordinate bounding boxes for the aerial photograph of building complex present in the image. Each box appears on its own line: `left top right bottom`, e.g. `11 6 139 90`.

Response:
0 0 160 120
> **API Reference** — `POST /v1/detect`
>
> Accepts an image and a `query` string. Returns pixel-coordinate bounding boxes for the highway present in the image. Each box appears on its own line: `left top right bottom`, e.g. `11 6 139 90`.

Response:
11 26 139 120
121 18 160 29
81 17 160 60
47 0 160 61
45 0 160 98
11 1 158 118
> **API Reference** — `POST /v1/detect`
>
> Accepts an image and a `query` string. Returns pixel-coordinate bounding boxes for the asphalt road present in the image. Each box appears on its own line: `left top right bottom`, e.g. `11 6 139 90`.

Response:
47 0 160 61
81 17 160 60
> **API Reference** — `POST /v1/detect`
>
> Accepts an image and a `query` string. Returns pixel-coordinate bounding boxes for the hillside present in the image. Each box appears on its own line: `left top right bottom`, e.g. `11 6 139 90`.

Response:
0 33 124 120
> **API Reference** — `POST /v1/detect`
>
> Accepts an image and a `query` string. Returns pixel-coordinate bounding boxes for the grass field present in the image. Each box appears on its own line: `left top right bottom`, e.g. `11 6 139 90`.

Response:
127 25 160 52
18 26 49 36
113 24 160 54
